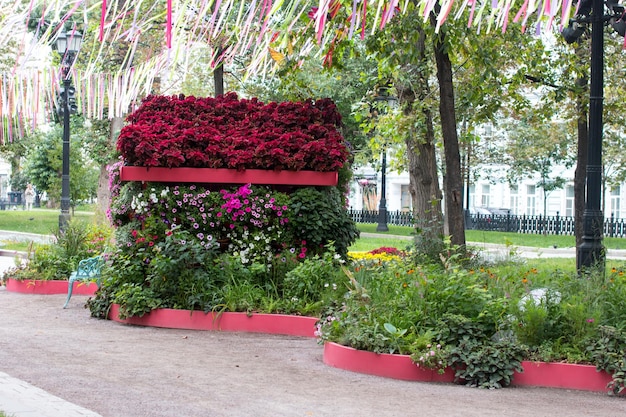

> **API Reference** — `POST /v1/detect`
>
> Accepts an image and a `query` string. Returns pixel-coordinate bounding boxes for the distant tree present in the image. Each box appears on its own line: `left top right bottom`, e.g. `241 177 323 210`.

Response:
24 119 99 211
504 115 574 220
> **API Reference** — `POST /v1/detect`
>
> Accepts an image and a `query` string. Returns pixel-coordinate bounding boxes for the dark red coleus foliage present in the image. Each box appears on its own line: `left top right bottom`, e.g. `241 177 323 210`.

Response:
117 93 349 172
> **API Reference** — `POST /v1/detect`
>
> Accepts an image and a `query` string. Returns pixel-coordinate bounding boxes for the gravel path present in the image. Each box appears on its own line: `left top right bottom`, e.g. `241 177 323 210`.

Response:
0 288 625 417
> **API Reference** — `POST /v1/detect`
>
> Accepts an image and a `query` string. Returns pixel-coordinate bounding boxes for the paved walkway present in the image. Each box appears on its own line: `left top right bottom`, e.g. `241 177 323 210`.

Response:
0 372 102 417
0 252 103 417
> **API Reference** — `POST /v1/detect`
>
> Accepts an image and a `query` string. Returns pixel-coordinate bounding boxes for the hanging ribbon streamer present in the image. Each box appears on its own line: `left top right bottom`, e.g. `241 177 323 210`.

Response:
166 0 173 48
99 0 107 42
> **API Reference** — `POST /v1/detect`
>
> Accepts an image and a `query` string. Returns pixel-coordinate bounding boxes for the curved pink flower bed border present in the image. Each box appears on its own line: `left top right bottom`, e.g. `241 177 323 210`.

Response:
323 341 614 393
4 278 98 295
108 304 318 338
107 305 615 393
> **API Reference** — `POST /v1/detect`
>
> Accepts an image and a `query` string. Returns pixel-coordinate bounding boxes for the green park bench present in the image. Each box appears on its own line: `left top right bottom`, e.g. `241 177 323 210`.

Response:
62 255 104 308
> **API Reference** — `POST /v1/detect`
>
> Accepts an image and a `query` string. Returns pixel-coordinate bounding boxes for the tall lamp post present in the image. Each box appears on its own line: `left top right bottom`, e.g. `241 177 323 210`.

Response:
56 31 82 232
562 0 625 271
374 86 397 232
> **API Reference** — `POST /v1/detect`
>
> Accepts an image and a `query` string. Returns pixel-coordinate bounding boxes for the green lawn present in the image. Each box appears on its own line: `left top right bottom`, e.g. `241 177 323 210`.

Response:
355 223 626 249
0 209 95 235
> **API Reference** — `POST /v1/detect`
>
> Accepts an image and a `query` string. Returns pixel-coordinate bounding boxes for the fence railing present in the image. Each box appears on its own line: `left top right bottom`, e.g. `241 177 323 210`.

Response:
348 209 626 238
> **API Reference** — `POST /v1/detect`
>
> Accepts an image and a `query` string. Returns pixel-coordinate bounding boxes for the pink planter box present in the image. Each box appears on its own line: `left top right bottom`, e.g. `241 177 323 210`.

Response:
5 278 98 295
323 342 614 393
323 342 455 382
514 361 613 391
120 166 338 186
108 304 318 338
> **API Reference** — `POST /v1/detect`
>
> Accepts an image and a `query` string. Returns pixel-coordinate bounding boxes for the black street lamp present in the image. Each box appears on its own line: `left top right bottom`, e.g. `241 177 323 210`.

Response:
377 144 389 232
562 0 625 271
55 30 82 232
373 86 397 232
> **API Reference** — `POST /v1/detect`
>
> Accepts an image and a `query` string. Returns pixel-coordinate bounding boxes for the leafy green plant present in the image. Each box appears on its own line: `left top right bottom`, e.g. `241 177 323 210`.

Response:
383 322 408 354
2 219 112 282
448 339 526 388
409 331 449 373
288 187 359 258
434 314 526 388
113 283 164 319
587 325 626 395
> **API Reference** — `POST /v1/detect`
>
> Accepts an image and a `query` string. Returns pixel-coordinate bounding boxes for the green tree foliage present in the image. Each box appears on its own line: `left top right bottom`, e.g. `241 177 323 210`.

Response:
504 114 574 216
23 118 99 209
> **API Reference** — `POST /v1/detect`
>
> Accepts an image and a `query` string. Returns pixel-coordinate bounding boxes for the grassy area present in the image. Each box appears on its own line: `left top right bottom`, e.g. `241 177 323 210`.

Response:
0 209 96 235
356 224 626 249
349 236 411 252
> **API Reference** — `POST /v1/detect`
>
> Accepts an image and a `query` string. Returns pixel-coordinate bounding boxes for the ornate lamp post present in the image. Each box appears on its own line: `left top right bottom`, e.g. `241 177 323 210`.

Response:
56 31 82 232
374 86 397 232
562 0 625 271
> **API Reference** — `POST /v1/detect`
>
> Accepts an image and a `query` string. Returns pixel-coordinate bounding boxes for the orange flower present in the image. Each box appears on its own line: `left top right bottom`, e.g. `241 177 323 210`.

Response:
522 278 528 284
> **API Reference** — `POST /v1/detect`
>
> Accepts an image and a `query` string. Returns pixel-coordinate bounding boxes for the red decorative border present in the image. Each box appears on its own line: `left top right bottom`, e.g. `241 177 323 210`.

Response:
5 278 98 295
108 304 318 338
104 307 617 393
323 342 614 393
120 166 338 186
323 342 455 382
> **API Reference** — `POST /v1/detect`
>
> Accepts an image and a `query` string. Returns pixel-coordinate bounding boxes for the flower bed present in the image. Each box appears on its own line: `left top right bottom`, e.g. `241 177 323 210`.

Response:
108 304 318 338
117 94 348 172
4 278 98 295
107 306 615 393
323 341 615 393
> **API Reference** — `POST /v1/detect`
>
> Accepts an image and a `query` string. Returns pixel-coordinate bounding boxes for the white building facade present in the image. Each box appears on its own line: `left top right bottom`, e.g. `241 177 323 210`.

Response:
350 162 623 220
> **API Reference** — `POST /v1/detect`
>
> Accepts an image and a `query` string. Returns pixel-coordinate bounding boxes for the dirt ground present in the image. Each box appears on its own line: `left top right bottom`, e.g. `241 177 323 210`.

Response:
0 288 625 417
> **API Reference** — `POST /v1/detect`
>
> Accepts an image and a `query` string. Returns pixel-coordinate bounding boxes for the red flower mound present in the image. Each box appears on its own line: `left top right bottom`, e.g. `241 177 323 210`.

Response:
368 247 406 256
117 93 349 172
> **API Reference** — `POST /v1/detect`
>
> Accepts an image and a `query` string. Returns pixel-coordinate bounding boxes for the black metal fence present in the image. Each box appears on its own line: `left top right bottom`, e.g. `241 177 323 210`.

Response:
348 209 414 227
348 209 626 238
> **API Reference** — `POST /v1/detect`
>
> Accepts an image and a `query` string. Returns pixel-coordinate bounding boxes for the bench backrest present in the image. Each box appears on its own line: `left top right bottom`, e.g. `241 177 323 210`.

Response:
75 255 104 278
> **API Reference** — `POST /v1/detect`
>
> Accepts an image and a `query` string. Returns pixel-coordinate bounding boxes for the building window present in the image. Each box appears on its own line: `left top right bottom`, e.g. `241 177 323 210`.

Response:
401 184 411 211
611 186 621 218
481 184 490 207
526 185 536 215
509 185 519 215
565 185 574 217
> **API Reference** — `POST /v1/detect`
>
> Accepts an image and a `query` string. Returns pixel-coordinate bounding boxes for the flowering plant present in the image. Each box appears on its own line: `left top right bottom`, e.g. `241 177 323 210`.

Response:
117 93 349 172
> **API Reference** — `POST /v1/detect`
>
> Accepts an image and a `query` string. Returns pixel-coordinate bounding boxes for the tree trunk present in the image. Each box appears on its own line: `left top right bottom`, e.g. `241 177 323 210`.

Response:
96 117 124 218
574 74 589 259
400 25 443 240
214 47 224 97
433 30 466 248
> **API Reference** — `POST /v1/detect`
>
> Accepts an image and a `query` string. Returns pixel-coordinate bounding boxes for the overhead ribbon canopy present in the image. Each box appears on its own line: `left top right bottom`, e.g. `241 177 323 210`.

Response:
0 0 578 143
